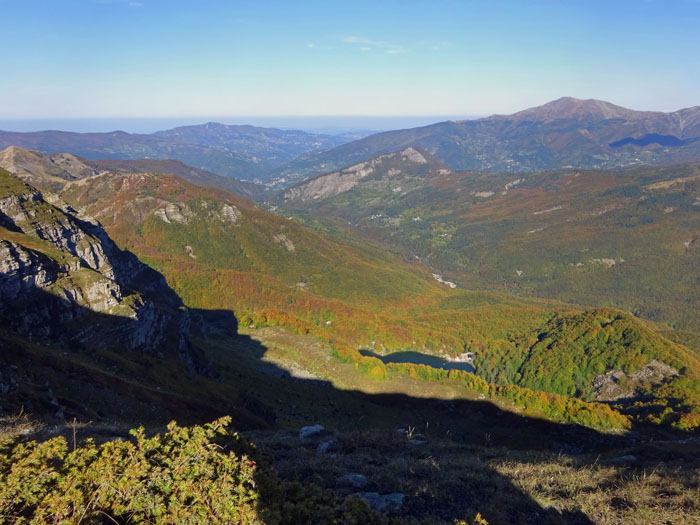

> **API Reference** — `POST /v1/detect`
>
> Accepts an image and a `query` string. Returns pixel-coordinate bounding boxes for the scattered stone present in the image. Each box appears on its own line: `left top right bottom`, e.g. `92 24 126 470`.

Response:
504 178 524 192
607 455 637 464
337 473 368 488
273 233 295 252
299 424 324 439
533 205 563 215
317 440 335 453
591 257 624 267
431 273 457 289
356 492 405 512
219 204 241 224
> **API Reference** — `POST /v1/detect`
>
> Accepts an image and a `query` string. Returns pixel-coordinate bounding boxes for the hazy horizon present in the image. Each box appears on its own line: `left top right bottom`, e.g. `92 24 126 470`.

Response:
0 115 484 134
3 0 698 120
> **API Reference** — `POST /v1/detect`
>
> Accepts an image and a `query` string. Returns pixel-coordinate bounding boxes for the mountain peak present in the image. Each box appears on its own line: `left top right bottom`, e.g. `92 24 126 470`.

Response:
490 97 659 122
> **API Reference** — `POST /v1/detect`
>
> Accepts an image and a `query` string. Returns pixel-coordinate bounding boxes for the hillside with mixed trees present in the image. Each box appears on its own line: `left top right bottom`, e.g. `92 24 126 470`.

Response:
281 151 700 338
2 161 685 431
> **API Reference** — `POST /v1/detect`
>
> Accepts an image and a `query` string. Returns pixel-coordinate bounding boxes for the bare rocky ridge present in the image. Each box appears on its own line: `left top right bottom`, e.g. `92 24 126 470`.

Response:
0 146 99 192
284 147 439 202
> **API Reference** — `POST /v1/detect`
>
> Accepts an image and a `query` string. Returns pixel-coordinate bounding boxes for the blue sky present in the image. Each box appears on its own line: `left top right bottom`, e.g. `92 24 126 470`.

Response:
2 0 699 119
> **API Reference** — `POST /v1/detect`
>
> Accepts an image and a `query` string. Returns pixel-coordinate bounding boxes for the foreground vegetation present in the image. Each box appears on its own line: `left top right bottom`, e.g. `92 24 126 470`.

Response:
0 418 259 523
3 414 698 524
0 417 390 524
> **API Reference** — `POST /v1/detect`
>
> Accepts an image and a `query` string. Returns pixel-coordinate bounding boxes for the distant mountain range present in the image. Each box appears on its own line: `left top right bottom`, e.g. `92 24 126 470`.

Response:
0 146 268 199
1 97 699 187
274 97 700 185
0 123 350 182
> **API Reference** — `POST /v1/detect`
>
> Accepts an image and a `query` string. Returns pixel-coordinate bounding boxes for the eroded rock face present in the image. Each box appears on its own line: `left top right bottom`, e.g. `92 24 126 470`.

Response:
0 170 203 369
0 185 116 279
0 240 62 302
154 202 192 224
592 359 679 402
400 147 427 164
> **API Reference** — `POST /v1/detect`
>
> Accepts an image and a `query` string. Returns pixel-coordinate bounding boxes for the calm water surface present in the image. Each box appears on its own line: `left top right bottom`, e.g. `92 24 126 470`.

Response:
359 350 475 373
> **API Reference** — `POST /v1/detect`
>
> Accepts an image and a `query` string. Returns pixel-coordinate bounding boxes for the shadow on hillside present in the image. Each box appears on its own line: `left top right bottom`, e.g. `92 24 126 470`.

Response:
3 274 686 523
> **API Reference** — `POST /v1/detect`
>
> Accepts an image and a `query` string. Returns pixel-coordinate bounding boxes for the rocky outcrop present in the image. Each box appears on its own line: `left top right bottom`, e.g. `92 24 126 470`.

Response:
592 359 679 402
273 233 295 252
219 204 242 224
0 240 63 302
0 168 204 369
154 202 192 224
284 147 436 202
0 183 117 279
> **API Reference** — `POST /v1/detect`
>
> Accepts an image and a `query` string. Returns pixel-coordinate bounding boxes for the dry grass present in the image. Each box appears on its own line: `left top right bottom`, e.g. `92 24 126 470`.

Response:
247 428 700 525
0 410 44 441
492 450 700 524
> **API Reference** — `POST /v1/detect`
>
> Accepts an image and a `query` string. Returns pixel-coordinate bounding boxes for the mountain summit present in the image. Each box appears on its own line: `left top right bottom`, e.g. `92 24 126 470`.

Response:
489 96 660 122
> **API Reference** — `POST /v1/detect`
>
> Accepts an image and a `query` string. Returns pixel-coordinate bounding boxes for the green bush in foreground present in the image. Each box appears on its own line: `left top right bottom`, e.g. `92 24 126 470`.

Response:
0 417 260 524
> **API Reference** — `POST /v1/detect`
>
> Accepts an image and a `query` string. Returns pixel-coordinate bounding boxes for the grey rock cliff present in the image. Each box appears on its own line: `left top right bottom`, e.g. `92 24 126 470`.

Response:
0 169 205 369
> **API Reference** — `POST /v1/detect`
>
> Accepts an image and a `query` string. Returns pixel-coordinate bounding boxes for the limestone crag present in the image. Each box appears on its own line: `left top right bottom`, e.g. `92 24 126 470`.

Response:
592 359 679 402
0 184 115 279
0 168 202 367
0 240 63 302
